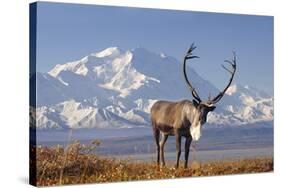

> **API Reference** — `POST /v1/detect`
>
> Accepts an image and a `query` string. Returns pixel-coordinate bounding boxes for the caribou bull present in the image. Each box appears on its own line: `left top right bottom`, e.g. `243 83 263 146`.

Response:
150 43 237 168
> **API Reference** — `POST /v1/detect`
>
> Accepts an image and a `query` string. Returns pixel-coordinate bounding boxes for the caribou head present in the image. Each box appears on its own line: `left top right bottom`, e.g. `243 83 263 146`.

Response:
183 43 237 140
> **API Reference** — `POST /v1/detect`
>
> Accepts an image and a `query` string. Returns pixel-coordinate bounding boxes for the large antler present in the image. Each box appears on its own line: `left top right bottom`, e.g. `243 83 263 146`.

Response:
210 52 237 104
183 43 201 103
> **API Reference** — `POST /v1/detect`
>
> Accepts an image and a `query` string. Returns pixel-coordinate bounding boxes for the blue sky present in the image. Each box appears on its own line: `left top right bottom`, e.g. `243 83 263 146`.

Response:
36 2 273 94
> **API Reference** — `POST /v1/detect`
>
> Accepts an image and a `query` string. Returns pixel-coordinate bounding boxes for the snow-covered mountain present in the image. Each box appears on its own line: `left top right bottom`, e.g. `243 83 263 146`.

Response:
207 84 273 126
31 47 273 129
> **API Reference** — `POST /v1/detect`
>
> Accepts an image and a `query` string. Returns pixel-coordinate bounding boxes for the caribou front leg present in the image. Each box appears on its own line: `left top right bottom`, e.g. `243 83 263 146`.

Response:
175 132 182 169
184 136 192 168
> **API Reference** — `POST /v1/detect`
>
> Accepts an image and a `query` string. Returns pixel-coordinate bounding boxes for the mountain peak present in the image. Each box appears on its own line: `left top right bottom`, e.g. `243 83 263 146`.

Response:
225 84 238 95
35 46 273 129
225 84 270 98
93 47 122 58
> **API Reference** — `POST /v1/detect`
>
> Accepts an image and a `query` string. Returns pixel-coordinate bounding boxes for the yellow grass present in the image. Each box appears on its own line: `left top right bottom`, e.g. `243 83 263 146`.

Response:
30 141 273 186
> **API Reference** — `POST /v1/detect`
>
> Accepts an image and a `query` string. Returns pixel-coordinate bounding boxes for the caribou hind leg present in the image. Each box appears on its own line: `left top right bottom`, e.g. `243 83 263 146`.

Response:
184 136 192 168
160 133 168 167
153 127 160 165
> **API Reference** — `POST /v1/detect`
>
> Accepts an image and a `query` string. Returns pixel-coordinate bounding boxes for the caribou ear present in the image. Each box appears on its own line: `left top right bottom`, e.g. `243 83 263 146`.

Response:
209 106 216 111
192 99 199 108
